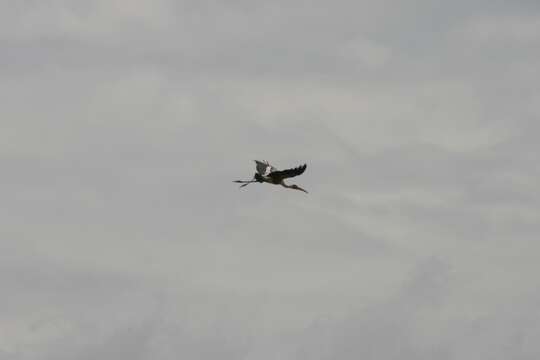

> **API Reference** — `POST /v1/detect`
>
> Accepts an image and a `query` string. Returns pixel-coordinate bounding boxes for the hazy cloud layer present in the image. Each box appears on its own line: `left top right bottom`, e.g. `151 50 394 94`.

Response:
1 1 540 359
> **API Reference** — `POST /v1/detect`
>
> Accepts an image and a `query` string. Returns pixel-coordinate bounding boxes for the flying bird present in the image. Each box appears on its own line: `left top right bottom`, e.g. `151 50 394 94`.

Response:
234 160 308 193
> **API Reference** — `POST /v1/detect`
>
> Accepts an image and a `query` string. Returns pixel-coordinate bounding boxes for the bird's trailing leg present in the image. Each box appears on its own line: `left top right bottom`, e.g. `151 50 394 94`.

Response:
281 183 308 193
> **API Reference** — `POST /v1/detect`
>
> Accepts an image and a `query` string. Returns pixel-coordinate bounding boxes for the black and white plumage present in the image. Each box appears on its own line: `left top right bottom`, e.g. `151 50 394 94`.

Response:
234 160 308 193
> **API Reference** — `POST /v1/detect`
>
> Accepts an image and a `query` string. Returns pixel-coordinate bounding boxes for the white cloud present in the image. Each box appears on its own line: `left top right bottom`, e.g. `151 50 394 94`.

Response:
1 1 540 359
1 0 175 42
461 14 540 44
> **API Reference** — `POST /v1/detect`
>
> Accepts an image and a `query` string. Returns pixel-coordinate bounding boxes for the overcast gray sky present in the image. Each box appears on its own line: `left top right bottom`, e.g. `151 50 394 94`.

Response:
1 1 540 359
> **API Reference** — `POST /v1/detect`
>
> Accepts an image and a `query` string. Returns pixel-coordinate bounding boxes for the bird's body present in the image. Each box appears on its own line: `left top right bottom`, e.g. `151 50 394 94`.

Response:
234 160 308 193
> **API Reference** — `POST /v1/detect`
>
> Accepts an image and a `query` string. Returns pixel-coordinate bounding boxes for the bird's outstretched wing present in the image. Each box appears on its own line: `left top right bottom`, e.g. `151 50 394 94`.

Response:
269 164 307 180
254 160 275 176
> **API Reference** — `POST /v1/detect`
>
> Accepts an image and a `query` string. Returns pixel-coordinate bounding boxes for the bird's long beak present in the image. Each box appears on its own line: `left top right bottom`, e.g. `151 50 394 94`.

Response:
233 180 254 188
296 186 308 193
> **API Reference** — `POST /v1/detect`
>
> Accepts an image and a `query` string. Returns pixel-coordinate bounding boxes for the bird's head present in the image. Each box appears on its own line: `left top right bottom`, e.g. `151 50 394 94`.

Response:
254 173 264 182
291 184 308 193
